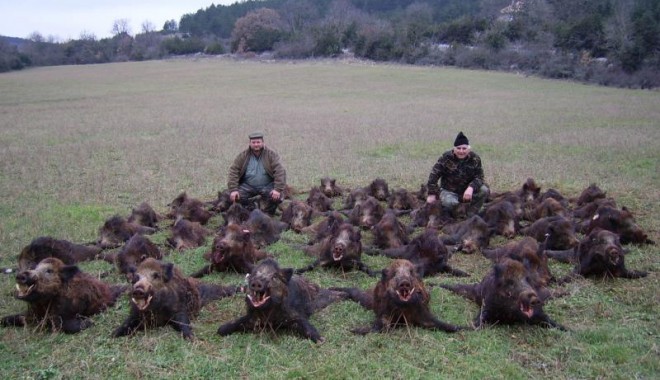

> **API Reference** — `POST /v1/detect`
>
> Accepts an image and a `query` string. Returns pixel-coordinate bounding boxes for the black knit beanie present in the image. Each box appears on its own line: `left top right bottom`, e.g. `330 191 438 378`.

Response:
454 131 469 146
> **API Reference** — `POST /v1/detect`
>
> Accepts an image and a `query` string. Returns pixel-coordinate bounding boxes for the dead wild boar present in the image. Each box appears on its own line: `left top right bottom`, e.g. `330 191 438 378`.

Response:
113 234 163 275
166 192 212 225
127 202 162 229
306 187 334 213
381 228 469 277
222 202 251 226
441 258 566 330
2 258 124 333
575 183 607 206
372 209 410 250
319 177 343 197
17 236 102 271
280 200 314 233
343 187 369 210
586 206 654 245
482 200 518 238
301 211 345 245
217 259 346 343
97 215 156 249
551 228 648 281
333 259 463 334
297 222 374 276
482 237 555 292
242 208 288 248
530 197 567 221
349 196 384 230
113 258 236 339
388 188 419 211
521 216 580 251
440 215 491 254
368 178 390 202
209 190 233 213
408 201 450 231
190 224 269 278
166 218 211 251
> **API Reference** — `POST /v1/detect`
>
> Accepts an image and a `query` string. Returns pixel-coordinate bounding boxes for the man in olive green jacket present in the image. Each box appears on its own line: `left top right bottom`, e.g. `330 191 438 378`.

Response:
227 132 287 215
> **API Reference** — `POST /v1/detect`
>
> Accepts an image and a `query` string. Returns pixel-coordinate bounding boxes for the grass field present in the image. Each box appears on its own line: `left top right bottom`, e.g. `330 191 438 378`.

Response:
0 57 658 379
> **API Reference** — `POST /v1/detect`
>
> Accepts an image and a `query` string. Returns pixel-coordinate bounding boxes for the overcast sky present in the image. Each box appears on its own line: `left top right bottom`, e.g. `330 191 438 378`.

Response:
0 1 236 40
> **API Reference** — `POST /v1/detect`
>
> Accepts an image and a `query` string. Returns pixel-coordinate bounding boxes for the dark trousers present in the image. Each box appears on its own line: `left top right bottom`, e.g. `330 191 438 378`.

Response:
237 182 281 215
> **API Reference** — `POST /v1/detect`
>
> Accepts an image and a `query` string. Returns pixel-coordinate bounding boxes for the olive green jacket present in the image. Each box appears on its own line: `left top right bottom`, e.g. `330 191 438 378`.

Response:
227 146 286 193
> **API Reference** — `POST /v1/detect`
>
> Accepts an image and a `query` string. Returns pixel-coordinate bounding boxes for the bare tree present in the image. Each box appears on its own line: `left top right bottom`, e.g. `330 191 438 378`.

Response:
79 30 97 41
280 0 320 34
112 18 132 36
28 32 45 43
141 20 156 34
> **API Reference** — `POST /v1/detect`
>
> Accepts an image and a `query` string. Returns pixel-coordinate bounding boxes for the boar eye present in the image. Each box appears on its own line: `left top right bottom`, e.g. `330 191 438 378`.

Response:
46 268 54 274
152 273 160 280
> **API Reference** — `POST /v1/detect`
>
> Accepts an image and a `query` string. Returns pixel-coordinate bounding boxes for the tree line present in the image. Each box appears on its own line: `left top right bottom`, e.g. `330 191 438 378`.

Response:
1 0 658 88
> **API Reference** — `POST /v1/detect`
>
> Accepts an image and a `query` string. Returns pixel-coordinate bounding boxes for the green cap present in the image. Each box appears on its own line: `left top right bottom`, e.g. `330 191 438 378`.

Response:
249 131 264 139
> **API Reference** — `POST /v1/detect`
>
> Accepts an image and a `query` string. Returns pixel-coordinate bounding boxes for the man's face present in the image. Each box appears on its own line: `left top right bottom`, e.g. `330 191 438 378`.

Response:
249 138 264 153
453 144 470 159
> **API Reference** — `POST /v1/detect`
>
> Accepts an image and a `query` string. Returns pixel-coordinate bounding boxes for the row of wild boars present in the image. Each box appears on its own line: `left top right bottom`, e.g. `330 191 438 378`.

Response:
1 177 653 343
0 253 566 340
282 177 651 282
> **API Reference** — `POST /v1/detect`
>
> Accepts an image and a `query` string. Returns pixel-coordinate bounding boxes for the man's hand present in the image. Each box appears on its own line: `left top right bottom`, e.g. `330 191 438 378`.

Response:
463 186 474 202
426 195 437 204
230 191 240 202
270 190 281 201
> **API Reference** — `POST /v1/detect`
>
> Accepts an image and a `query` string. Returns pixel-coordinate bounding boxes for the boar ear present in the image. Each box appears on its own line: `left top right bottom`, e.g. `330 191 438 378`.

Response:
126 266 138 283
493 263 504 280
280 268 294 283
60 265 80 281
380 268 389 281
413 263 425 278
163 262 175 282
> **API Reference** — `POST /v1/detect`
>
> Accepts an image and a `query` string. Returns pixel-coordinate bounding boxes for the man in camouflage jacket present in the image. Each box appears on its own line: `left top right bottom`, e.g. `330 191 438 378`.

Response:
426 131 489 218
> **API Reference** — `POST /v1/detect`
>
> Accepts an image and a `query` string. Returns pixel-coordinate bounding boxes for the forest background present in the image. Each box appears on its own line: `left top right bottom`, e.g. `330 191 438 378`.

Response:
1 0 659 88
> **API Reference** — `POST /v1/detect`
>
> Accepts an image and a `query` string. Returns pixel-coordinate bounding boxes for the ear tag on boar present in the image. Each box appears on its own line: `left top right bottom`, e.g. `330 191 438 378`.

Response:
592 214 599 220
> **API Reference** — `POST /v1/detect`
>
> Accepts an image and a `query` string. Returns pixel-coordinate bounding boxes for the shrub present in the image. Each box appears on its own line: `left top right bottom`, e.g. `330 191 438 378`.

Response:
204 41 226 55
161 36 205 55
230 8 285 53
274 35 315 59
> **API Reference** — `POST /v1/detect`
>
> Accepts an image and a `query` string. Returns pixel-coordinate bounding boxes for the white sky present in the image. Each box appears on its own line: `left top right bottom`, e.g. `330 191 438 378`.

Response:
0 1 237 40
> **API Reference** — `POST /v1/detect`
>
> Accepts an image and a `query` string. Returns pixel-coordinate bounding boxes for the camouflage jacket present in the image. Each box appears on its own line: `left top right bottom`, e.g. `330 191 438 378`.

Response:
427 150 485 196
227 146 287 193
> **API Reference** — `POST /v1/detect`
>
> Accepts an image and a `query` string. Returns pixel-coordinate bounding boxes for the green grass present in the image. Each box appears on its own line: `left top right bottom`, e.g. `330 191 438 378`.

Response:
0 58 658 379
